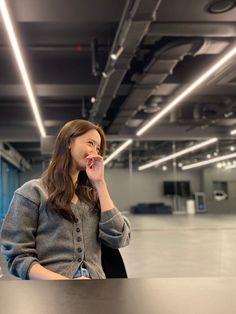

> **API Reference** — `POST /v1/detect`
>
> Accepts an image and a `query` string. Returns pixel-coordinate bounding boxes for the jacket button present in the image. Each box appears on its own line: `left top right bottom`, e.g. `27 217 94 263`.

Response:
77 248 82 253
76 227 80 232
77 237 81 242
78 258 82 262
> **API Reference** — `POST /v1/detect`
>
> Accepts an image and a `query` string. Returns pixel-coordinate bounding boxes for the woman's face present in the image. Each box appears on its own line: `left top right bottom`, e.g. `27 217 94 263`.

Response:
69 129 102 170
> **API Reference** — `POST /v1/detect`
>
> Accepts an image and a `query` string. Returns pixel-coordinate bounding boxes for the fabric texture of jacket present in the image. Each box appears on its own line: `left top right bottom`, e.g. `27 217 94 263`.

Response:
0 179 131 280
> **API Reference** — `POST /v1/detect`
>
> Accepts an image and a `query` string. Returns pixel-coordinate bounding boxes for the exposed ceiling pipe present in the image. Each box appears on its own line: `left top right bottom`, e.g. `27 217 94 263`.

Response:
89 0 134 120
89 0 163 122
110 38 205 132
91 37 100 77
148 22 236 38
143 38 205 73
109 37 232 134
0 44 110 52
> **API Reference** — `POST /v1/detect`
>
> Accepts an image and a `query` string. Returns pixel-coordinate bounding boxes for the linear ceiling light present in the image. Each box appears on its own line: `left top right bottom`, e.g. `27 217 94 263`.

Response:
225 163 236 170
104 139 133 166
136 45 236 136
138 138 218 171
182 152 236 170
0 0 46 137
230 129 236 135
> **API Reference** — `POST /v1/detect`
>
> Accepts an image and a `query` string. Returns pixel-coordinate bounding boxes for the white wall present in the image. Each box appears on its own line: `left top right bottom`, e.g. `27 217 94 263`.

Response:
203 166 236 213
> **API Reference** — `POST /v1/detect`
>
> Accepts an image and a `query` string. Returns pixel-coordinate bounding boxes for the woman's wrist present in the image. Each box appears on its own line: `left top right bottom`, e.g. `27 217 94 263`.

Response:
93 179 106 189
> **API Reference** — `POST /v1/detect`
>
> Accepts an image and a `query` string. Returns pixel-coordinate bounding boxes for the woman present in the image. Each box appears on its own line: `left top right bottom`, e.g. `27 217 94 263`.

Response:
0 119 131 280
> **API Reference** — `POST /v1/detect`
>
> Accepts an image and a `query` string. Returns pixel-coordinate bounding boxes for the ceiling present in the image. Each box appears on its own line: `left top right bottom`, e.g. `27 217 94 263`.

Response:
1 0 236 169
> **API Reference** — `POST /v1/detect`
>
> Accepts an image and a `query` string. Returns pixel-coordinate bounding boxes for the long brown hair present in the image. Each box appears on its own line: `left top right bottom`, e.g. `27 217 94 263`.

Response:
42 119 106 221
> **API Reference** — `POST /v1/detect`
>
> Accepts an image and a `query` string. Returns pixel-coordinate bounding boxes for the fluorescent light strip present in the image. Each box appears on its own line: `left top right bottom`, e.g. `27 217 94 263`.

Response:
0 0 46 137
136 45 236 137
182 152 236 170
104 139 133 165
225 164 236 170
230 129 236 135
138 138 218 171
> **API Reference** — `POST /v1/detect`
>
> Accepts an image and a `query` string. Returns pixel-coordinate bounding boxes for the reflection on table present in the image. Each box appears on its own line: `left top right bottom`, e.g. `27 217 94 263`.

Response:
0 277 236 314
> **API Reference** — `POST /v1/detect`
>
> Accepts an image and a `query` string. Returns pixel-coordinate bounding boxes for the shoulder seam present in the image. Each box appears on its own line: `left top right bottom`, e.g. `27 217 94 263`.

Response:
15 191 39 206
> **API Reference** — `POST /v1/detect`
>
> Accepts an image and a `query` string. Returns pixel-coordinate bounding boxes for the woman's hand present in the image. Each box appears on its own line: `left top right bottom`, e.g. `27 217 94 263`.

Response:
86 154 115 211
85 154 104 184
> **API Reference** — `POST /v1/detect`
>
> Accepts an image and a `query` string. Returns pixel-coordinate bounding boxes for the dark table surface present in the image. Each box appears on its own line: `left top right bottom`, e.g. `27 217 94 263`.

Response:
1 277 236 314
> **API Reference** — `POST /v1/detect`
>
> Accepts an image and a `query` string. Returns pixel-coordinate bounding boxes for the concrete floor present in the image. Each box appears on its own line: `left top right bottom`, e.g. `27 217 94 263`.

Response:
1 213 236 280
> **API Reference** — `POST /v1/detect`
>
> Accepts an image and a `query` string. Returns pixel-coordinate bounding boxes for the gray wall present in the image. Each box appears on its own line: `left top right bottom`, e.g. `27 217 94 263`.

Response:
19 162 43 185
203 166 236 213
105 168 202 212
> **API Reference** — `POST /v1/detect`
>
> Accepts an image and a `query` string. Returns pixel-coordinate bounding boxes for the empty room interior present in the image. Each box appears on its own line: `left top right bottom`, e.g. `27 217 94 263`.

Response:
1 0 236 283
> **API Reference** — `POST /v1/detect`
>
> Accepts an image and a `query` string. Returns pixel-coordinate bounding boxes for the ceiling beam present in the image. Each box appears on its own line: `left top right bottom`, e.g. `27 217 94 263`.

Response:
149 22 236 37
0 84 131 97
115 125 232 140
89 0 163 122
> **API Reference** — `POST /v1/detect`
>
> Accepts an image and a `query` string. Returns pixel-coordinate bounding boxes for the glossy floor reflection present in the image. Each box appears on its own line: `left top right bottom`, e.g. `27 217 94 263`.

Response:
121 213 236 278
1 214 236 280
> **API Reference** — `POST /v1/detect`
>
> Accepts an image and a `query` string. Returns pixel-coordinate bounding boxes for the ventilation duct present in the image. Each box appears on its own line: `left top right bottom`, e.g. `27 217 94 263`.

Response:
109 37 232 133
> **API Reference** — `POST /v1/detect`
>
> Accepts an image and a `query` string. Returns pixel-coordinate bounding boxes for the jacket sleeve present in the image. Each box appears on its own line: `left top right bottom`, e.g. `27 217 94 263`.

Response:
0 192 40 279
98 208 131 249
